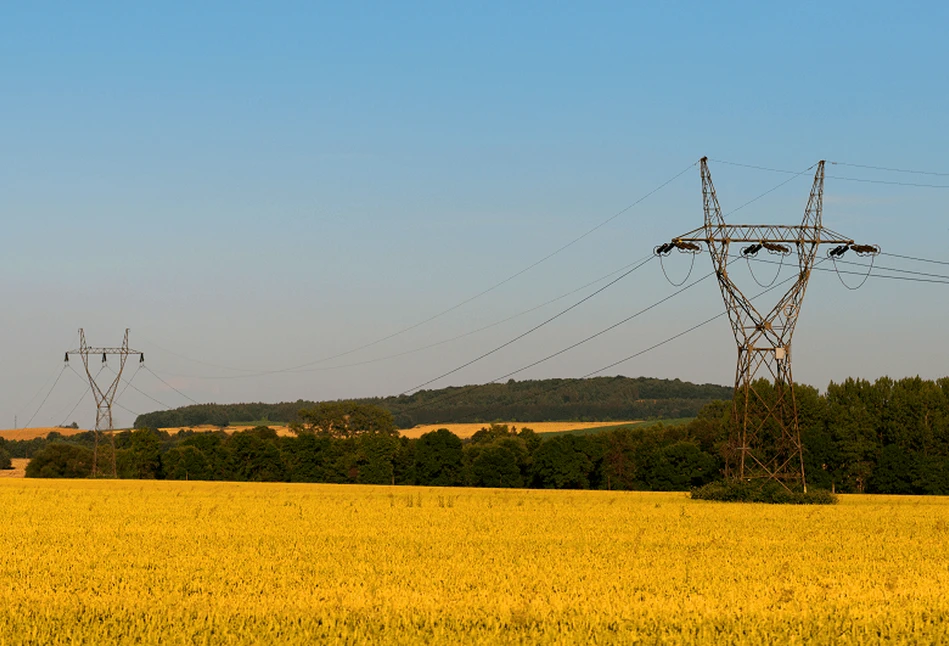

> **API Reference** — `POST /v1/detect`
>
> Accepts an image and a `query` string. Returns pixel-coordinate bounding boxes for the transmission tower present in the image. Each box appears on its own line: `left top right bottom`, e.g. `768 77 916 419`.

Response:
656 158 878 491
65 328 143 477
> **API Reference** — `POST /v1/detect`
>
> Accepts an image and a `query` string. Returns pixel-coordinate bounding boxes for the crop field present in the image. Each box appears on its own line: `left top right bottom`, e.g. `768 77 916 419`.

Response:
1 481 948 644
399 420 641 439
0 427 88 441
0 459 27 478
0 420 644 443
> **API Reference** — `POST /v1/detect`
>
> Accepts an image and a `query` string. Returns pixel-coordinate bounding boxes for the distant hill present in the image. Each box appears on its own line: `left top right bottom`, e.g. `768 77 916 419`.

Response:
133 376 732 430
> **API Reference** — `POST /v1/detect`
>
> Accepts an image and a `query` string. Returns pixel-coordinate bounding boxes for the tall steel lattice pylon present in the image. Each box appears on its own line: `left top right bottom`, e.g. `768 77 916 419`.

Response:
65 328 143 477
656 158 879 491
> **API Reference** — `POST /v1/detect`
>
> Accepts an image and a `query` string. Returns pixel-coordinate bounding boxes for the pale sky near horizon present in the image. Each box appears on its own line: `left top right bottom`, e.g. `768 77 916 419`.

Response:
2 2 948 429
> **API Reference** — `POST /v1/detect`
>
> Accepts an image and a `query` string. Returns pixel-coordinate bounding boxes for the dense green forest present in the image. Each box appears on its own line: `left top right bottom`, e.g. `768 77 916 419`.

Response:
8 375 949 495
132 376 733 429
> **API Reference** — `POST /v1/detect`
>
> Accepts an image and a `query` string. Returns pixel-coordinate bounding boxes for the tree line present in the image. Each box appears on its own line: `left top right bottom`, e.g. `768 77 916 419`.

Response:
13 417 721 492
7 375 949 494
131 376 734 429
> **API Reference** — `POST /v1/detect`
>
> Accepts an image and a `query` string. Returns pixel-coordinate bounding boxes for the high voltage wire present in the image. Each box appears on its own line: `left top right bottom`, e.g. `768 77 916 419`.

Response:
827 175 949 189
25 153 948 422
395 156 860 400
134 155 946 389
835 257 949 281
52 364 105 428
141 161 698 378
396 260 824 423
398 270 714 417
577 254 949 385
112 400 142 419
734 251 949 285
141 248 949 388
123 248 946 422
104 364 176 412
142 365 200 405
155 256 667 381
395 249 949 425
831 161 949 177
714 157 949 180
723 164 817 217
130 248 949 408
483 271 715 384
399 254 657 395
23 365 68 429
881 251 949 267
708 159 802 175
58 387 89 428
116 364 143 401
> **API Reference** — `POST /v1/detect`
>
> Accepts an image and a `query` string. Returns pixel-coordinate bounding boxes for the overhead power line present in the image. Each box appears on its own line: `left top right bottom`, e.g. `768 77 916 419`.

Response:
112 400 143 420
158 255 671 381
584 254 831 376
400 258 825 425
880 251 949 268
709 158 802 175
17 364 68 427
141 161 698 378
737 251 949 285
23 365 68 429
830 161 949 177
107 366 176 412
487 271 715 383
715 157 949 180
399 254 657 395
723 164 817 217
58 388 90 429
142 365 200 405
826 175 949 189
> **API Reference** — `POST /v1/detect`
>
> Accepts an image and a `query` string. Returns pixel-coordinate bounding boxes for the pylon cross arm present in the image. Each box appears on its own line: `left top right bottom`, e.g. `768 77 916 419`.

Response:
66 346 140 355
672 224 854 245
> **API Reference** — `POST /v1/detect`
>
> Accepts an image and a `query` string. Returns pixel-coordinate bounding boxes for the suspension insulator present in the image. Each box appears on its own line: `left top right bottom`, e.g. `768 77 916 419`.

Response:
102 352 107 363
851 244 880 256
64 352 69 363
674 241 701 252
140 354 145 363
761 242 790 254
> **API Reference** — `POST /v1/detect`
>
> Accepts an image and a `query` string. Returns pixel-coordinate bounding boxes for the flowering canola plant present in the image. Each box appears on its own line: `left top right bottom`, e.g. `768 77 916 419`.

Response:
1 479 948 644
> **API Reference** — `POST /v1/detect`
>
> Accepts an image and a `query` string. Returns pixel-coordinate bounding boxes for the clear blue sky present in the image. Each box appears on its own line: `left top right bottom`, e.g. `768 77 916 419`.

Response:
3 2 948 429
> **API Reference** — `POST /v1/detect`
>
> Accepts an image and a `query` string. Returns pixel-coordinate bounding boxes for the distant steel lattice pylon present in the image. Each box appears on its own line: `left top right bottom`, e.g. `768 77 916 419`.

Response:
656 158 879 491
65 328 143 477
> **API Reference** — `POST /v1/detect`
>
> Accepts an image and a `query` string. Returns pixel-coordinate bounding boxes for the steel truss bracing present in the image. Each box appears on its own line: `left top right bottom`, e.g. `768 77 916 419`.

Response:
65 328 143 477
657 157 878 491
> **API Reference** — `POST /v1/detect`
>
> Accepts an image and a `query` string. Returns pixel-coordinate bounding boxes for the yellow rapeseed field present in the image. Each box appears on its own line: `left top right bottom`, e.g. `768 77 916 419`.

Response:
1 480 948 644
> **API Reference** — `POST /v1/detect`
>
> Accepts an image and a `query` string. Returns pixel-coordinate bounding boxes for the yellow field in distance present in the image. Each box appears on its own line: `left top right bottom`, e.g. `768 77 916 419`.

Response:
0 459 27 478
1 420 641 443
0 427 89 441
1 479 948 644
399 420 639 439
